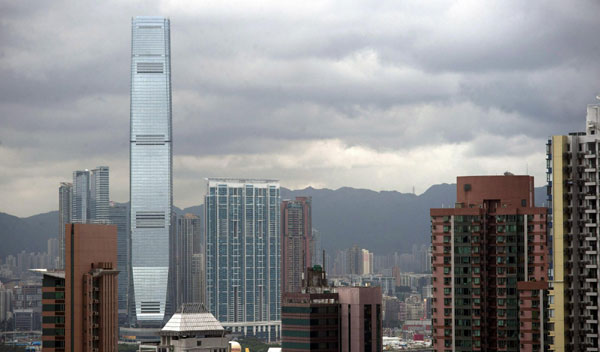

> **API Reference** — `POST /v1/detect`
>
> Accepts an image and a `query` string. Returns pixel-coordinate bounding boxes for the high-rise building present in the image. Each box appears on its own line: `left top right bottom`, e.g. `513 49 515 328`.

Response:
338 286 383 352
168 214 198 314
205 178 281 341
191 253 205 306
41 224 118 351
547 101 600 351
71 170 90 223
47 238 59 269
90 166 110 222
58 182 72 269
129 16 172 324
281 197 312 293
109 202 130 323
430 175 548 352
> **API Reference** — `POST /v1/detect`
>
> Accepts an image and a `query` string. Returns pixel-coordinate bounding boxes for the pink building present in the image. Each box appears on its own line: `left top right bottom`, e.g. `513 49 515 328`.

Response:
338 286 382 352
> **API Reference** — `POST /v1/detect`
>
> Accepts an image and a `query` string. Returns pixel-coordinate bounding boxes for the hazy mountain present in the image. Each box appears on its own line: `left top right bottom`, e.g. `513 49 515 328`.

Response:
0 184 547 258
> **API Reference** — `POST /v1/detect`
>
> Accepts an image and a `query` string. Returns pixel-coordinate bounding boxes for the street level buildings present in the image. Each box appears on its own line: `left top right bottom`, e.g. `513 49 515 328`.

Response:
430 175 548 352
547 102 600 351
41 224 118 352
205 178 281 341
130 16 173 324
281 197 313 293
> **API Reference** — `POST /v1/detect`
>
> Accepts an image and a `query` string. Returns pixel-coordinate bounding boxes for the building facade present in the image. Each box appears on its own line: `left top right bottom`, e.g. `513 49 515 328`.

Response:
90 166 110 222
281 197 312 294
130 16 173 324
547 102 600 351
430 175 548 352
58 182 72 269
41 224 118 352
71 170 90 224
205 178 281 341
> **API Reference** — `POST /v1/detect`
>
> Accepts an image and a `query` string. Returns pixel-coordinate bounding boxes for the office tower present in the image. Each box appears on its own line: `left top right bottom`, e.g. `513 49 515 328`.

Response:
338 286 383 352
168 214 197 314
547 101 600 351
430 175 548 352
130 16 172 324
90 166 110 222
71 170 90 223
109 202 130 322
281 197 312 293
0 283 12 323
281 265 340 351
58 182 72 269
205 178 281 341
41 224 118 351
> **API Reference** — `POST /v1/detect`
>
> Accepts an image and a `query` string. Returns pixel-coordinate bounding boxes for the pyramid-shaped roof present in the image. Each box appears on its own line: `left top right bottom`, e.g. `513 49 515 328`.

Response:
161 303 225 337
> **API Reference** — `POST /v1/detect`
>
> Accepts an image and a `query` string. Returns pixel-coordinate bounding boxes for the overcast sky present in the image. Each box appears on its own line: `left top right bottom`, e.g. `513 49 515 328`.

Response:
1 0 599 217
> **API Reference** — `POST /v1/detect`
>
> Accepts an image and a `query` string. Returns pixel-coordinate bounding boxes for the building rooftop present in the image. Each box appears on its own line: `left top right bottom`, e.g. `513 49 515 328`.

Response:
160 303 225 337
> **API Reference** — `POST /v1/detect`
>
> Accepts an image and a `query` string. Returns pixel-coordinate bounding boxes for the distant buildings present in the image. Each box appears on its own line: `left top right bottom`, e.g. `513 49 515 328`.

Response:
41 223 118 351
130 16 173 325
431 175 548 351
109 202 130 323
547 101 600 351
346 245 373 276
281 196 313 293
205 178 281 341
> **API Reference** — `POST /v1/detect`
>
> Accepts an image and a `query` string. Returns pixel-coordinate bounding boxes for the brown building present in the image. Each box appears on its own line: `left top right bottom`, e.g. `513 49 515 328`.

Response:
282 197 313 293
281 265 340 352
42 224 119 352
338 286 382 352
430 175 548 352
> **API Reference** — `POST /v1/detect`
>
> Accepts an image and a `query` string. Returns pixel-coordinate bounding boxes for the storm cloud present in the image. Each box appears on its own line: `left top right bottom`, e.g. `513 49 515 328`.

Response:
1 0 598 216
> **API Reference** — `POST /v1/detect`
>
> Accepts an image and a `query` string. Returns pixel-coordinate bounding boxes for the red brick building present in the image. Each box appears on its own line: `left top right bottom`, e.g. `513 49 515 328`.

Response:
430 175 548 352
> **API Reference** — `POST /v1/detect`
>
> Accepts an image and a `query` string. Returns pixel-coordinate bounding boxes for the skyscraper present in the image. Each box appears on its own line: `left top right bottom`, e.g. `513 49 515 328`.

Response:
205 178 281 341
167 214 198 316
58 182 72 269
90 166 110 222
130 16 172 324
71 170 90 223
547 101 600 351
109 202 130 323
430 175 548 352
281 196 312 293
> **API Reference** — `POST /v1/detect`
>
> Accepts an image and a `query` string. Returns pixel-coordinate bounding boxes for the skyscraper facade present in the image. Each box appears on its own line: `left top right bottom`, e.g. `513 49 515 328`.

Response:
547 102 600 351
71 170 90 223
205 178 281 341
58 182 72 269
90 166 110 222
167 214 198 315
109 202 130 323
130 16 172 324
430 175 548 352
281 196 312 293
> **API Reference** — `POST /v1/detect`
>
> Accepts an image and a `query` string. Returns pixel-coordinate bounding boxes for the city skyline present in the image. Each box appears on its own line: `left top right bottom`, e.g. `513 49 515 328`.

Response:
2 1 600 217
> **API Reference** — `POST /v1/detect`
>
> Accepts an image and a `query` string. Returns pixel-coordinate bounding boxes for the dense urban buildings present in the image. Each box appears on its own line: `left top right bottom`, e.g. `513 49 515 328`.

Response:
345 245 373 276
281 265 340 351
205 178 281 341
338 286 383 352
168 214 199 314
130 16 173 325
431 175 548 352
58 182 72 269
41 223 118 351
281 196 313 293
547 101 600 351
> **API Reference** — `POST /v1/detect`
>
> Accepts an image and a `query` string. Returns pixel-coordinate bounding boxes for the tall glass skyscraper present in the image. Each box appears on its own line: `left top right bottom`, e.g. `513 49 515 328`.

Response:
205 178 281 341
58 182 72 269
130 16 172 324
90 166 110 222
71 170 90 223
